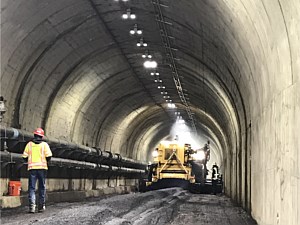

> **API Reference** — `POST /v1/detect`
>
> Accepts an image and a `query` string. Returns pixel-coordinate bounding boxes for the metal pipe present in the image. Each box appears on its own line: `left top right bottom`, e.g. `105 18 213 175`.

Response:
0 126 147 170
0 151 145 174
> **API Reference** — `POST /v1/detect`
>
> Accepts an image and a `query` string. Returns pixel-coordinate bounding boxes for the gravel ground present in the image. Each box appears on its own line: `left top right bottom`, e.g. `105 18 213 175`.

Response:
1 188 257 225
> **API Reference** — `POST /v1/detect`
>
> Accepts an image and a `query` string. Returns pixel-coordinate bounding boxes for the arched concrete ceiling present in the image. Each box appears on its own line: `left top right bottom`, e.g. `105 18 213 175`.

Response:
1 0 299 168
2 0 300 224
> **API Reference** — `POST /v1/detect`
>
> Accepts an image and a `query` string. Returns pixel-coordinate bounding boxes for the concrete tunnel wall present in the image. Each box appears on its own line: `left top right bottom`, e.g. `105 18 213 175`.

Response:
1 0 300 224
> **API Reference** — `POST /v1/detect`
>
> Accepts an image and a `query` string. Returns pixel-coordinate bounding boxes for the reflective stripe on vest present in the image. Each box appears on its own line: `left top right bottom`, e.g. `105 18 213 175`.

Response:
28 142 47 170
28 142 32 164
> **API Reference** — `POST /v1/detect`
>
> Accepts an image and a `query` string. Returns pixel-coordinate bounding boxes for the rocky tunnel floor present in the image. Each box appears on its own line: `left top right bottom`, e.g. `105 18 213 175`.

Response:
1 188 257 225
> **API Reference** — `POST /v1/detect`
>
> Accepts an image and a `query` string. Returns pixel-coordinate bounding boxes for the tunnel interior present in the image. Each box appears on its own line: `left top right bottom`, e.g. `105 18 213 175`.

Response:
1 0 300 224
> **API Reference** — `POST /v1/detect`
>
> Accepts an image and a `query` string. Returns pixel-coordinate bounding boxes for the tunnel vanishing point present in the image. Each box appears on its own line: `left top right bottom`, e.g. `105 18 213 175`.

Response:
0 0 300 224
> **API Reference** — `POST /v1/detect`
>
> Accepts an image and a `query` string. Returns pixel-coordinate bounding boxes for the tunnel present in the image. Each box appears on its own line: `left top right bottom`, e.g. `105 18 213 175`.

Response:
0 0 299 224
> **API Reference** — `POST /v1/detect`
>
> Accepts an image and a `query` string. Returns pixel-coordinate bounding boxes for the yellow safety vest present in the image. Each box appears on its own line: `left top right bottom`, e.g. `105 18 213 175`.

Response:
22 141 52 170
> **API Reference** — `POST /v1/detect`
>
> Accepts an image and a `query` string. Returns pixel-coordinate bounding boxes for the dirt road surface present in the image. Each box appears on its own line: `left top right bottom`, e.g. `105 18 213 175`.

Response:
1 188 257 225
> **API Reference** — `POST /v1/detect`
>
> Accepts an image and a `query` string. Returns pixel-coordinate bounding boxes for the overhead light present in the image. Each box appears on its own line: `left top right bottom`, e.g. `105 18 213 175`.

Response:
142 51 152 59
137 38 147 47
154 79 162 82
137 43 147 47
115 0 129 2
143 60 157 68
167 103 176 108
122 9 136 20
150 72 159 76
129 24 142 35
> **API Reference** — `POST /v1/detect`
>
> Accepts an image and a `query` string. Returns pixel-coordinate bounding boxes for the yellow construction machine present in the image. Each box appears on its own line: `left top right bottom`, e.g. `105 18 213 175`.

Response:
139 140 220 193
146 142 196 186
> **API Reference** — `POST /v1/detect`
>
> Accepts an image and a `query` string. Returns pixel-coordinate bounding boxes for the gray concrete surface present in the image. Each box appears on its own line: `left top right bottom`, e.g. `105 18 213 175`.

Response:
1 0 300 224
1 188 256 225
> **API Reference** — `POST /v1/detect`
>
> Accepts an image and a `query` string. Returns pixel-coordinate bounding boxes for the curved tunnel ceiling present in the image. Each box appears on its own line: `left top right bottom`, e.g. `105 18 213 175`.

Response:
1 0 299 167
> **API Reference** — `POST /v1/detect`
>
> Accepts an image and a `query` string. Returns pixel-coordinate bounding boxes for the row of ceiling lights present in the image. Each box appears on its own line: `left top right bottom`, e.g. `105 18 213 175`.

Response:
117 2 178 112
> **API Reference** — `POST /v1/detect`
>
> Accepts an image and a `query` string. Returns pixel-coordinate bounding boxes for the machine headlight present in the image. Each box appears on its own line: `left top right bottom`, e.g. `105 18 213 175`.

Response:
193 150 205 160
152 150 158 157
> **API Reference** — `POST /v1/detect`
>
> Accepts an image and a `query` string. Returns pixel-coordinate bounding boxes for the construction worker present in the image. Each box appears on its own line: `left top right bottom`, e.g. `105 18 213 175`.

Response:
22 128 52 213
212 163 219 195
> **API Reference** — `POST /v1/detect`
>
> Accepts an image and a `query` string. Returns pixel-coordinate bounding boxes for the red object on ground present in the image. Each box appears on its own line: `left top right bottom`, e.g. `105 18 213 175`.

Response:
8 181 21 196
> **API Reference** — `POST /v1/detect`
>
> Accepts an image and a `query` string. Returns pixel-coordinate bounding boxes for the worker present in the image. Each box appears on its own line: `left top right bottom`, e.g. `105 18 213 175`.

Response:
211 163 219 195
22 128 52 213
204 141 210 162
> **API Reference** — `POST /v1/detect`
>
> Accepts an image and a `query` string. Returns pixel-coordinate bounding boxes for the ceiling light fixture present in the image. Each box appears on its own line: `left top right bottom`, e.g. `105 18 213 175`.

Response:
122 9 136 20
129 24 142 35
143 60 157 68
142 51 152 58
167 103 176 108
150 72 159 76
177 119 185 124
137 37 148 47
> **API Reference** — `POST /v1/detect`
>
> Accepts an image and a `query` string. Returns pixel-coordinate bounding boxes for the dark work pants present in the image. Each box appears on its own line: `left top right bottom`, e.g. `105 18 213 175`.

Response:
212 180 217 194
28 169 47 206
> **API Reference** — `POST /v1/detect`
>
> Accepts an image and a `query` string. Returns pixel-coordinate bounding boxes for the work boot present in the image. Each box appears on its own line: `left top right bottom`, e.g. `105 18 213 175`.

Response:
38 204 46 213
29 204 36 213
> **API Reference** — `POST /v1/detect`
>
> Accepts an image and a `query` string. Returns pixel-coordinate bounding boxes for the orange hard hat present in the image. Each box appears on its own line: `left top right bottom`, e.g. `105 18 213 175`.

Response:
33 128 44 137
